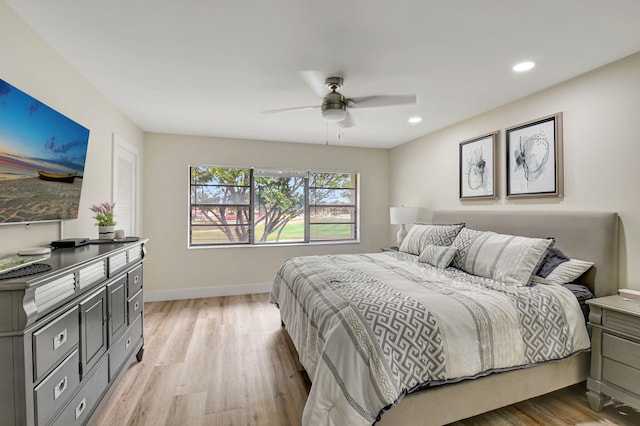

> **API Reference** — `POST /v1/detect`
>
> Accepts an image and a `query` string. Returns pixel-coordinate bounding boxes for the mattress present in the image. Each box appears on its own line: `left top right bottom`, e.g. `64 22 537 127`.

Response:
270 251 591 426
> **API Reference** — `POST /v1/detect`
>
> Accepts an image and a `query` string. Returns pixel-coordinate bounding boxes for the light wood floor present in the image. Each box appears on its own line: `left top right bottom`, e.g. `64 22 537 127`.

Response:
91 294 640 426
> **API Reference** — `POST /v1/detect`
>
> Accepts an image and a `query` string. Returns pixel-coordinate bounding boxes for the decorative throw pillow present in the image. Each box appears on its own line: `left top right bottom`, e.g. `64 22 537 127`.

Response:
536 247 570 278
545 258 594 285
451 228 554 285
399 223 465 255
418 244 457 269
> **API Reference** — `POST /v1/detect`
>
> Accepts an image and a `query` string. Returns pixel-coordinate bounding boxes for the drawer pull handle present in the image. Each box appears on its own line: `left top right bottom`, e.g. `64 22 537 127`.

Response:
75 397 86 419
53 329 67 350
126 337 132 349
54 376 67 400
134 275 139 284
134 301 140 311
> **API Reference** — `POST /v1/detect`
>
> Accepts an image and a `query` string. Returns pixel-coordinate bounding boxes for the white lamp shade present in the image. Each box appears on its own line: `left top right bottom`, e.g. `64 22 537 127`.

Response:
390 207 418 225
322 108 347 122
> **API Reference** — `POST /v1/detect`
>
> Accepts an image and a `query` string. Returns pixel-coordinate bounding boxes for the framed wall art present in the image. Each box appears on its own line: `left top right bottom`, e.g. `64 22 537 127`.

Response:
506 113 563 198
459 131 498 199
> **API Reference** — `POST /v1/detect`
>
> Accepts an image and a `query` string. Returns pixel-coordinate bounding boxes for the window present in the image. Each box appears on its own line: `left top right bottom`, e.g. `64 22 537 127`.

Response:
190 167 251 245
309 172 357 241
189 166 358 247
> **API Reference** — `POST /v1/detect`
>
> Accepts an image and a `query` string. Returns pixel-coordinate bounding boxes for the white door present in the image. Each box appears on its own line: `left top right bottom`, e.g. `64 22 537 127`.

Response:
112 134 139 237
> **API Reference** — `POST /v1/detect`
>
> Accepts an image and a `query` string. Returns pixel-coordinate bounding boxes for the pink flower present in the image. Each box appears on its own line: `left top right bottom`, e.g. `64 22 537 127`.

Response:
90 202 117 226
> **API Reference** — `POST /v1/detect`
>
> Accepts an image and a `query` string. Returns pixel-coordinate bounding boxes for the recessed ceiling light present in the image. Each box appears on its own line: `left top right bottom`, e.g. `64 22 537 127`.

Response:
408 116 422 124
513 61 535 72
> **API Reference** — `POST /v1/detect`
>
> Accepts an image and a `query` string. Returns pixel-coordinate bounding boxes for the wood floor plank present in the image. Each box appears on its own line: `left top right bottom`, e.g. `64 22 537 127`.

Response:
166 391 207 425
91 294 640 426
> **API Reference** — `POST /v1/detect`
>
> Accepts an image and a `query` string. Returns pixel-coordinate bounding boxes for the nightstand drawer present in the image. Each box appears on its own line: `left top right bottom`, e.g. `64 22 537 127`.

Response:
603 309 640 339
603 357 640 396
603 332 640 369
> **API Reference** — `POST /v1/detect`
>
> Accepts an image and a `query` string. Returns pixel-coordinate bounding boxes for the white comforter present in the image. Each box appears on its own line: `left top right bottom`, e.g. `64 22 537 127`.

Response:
270 252 590 426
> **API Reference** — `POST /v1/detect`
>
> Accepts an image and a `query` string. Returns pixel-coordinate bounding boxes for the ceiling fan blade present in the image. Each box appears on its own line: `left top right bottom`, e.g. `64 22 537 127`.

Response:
262 105 321 115
348 94 417 108
299 70 328 97
338 111 355 128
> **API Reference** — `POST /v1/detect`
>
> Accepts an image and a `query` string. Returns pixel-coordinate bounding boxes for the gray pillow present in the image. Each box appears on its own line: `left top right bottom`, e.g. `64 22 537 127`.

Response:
545 258 594 285
536 247 570 278
452 228 554 285
418 244 457 269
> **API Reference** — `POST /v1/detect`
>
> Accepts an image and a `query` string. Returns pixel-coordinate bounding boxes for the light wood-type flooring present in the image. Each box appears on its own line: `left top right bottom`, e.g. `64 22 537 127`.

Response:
91 294 640 426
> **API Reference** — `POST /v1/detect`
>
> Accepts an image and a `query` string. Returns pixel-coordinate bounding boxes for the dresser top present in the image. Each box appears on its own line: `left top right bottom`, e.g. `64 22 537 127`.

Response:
0 239 147 291
587 294 640 316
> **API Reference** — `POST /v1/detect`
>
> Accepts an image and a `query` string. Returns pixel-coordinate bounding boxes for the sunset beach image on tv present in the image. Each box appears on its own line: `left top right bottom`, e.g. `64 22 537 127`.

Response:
0 78 90 224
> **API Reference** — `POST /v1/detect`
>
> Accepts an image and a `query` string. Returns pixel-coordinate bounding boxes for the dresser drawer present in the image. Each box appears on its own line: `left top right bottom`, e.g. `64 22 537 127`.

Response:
603 357 640 396
127 265 143 297
603 332 640 369
603 309 640 339
34 350 80 425
50 358 109 426
128 289 143 324
109 316 142 381
33 307 80 382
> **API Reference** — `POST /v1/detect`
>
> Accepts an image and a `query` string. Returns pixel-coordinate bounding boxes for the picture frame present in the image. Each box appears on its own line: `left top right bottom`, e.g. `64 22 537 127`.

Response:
459 131 498 199
506 113 563 198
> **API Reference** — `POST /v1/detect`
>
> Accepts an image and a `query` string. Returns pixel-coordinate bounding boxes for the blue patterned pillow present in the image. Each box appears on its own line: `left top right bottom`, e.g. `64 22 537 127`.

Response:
399 223 465 255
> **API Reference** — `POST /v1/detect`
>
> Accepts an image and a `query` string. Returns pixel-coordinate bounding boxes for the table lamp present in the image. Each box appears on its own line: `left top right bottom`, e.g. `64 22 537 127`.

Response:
390 206 418 247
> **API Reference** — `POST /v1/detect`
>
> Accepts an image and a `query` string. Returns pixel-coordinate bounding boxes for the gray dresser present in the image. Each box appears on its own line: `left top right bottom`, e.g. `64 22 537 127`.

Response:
587 295 640 412
0 240 147 425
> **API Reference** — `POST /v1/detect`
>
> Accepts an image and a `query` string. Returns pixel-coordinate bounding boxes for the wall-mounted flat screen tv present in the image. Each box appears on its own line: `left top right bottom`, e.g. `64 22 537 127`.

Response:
0 78 90 224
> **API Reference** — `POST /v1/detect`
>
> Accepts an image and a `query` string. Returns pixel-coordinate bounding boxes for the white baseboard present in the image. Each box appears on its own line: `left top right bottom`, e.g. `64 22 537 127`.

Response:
144 282 272 302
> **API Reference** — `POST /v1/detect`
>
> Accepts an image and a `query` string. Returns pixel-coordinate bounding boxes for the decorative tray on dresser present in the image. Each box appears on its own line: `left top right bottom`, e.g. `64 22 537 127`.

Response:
0 239 148 426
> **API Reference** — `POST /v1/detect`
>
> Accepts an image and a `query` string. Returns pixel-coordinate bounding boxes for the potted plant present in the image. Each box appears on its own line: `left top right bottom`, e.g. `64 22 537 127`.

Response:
90 202 117 239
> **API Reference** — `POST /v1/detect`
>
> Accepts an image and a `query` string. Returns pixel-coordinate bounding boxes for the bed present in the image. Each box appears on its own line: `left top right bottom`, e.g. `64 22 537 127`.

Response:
270 210 619 425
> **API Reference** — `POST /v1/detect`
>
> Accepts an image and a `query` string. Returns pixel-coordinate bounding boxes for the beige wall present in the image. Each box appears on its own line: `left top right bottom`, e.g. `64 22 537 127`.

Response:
390 52 640 289
4 0 637 294
143 133 389 298
0 3 144 257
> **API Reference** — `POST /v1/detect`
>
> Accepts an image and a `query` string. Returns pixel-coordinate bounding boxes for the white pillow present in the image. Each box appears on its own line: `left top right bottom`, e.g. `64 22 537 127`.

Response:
452 228 553 285
545 258 594 285
419 244 457 269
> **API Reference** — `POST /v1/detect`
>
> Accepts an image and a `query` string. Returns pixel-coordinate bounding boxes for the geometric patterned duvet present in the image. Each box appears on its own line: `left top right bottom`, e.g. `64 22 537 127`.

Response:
270 252 590 426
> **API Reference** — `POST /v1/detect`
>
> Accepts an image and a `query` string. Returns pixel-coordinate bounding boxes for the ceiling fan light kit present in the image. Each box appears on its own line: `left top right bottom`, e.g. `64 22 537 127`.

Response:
322 94 348 122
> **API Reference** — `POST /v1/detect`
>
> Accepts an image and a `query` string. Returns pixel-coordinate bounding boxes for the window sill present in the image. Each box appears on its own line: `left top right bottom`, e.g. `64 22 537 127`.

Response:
188 239 360 250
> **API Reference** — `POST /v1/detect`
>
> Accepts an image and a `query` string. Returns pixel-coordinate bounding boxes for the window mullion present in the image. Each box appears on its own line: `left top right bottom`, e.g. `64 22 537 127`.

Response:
304 176 310 243
249 168 255 245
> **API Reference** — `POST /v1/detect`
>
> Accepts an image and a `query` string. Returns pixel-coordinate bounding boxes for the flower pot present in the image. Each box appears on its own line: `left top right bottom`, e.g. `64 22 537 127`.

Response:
98 225 115 240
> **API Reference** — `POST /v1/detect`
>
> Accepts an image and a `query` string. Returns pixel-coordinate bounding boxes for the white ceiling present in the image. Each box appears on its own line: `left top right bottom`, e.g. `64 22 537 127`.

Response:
6 0 640 149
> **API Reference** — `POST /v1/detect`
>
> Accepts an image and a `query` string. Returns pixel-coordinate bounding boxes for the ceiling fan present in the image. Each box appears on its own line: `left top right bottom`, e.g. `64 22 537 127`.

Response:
263 71 417 128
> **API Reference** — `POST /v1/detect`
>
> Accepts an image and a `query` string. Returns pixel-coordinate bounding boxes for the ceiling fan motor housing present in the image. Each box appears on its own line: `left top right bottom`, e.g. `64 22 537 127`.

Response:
322 90 347 122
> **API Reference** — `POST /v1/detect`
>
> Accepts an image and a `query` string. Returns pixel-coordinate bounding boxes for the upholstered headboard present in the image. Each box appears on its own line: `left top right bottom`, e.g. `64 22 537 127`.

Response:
432 210 619 297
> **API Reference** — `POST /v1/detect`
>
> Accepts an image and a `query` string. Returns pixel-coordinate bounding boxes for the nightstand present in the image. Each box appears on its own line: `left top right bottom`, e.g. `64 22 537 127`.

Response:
381 247 399 252
586 295 640 412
